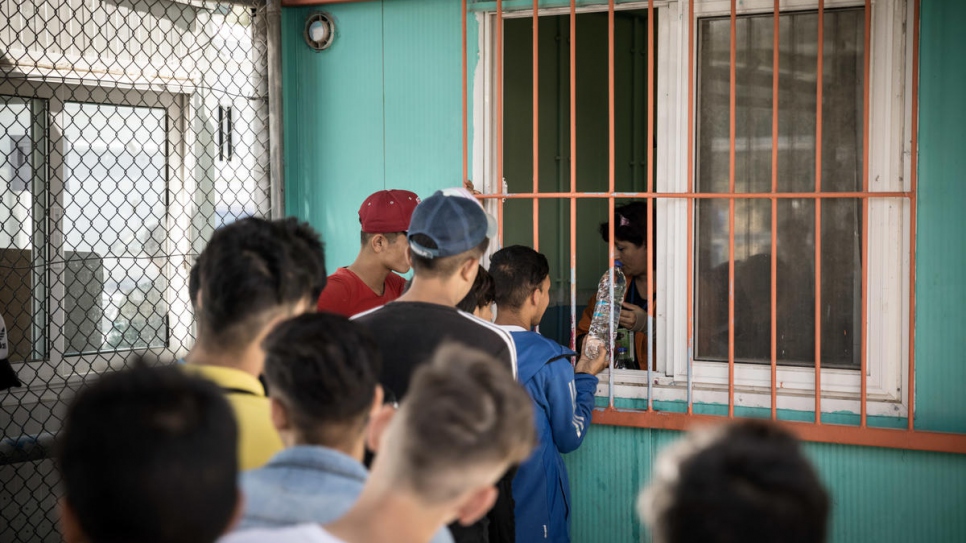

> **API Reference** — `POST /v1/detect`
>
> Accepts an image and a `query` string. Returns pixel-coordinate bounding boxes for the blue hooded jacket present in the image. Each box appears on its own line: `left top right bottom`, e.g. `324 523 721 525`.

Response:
506 328 599 543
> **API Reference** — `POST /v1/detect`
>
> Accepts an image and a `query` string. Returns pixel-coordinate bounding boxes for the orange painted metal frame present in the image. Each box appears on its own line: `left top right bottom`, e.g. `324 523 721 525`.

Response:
607 0 616 403
908 0 920 433
569 0 578 352
533 0 540 251
728 0 737 419
814 0 825 424
463 0 469 190
646 0 655 409
594 408 966 455
496 0 505 244
770 0 780 421
685 0 696 416
465 0 951 453
860 0 871 428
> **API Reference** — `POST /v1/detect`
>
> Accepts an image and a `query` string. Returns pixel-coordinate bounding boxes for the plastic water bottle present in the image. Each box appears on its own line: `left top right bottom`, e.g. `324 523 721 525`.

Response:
584 262 627 359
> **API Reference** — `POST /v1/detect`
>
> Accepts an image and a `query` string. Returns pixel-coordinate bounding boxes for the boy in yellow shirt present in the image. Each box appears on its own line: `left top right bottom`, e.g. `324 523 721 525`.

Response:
185 217 326 470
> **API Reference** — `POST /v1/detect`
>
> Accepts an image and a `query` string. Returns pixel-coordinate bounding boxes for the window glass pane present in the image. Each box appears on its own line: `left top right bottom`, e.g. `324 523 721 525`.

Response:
62 103 168 353
1 95 46 362
695 10 862 368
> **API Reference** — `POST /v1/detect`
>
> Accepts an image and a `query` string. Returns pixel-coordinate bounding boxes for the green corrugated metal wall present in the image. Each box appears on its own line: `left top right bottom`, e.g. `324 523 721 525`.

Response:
282 0 966 541
915 0 966 435
565 426 966 543
282 0 474 269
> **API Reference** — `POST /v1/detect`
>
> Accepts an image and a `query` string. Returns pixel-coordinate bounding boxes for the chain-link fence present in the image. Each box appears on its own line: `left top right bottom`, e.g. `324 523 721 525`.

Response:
1 1 277 540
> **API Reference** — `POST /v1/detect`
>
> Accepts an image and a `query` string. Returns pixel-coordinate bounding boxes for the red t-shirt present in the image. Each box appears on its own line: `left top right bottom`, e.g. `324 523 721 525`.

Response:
316 267 408 317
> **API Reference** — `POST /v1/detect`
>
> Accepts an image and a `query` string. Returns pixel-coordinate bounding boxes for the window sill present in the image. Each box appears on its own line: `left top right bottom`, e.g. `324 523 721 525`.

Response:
595 367 907 418
588 406 966 454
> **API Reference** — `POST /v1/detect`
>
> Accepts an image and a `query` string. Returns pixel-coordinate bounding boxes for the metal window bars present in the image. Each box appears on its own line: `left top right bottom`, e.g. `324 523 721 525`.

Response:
462 0 966 455
0 1 276 540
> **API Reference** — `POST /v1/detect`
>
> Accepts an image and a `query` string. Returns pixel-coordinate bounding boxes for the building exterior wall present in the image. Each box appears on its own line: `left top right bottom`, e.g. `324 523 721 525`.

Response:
282 0 474 269
914 0 966 435
281 0 966 541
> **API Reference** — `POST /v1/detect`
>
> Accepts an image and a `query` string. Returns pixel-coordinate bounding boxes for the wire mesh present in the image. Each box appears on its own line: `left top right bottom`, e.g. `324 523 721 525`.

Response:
0 1 274 541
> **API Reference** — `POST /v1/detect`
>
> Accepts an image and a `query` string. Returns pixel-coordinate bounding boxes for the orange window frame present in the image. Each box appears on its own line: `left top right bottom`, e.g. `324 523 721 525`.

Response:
463 0 966 455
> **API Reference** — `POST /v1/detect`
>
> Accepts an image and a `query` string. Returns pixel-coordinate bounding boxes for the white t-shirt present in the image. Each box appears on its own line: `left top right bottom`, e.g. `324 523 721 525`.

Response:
220 524 345 543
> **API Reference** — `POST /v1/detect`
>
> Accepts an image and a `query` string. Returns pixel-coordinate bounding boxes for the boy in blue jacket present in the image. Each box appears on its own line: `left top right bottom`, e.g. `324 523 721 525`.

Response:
490 245 608 543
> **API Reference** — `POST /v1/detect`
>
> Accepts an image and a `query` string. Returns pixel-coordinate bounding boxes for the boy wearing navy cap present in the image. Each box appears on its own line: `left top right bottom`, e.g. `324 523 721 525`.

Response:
317 189 420 317
353 188 518 543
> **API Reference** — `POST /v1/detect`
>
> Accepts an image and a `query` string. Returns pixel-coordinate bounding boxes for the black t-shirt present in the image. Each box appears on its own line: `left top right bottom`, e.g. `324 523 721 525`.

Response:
353 301 519 543
352 301 517 400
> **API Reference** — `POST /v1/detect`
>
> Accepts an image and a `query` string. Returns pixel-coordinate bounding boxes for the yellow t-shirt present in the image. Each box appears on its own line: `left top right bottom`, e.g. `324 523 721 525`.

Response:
183 364 283 471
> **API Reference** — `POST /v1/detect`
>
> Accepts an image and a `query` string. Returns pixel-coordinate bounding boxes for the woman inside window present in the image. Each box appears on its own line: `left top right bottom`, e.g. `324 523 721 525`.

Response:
576 201 654 371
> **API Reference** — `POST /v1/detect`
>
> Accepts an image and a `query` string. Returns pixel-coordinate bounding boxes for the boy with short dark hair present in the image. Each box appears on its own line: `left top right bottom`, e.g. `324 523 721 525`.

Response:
489 245 608 543
638 419 830 543
237 312 382 529
58 365 240 543
221 345 537 543
317 189 420 317
236 313 452 542
186 216 327 470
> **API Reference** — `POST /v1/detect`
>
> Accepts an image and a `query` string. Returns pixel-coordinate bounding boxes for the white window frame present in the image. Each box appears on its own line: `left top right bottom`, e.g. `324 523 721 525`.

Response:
0 78 192 388
476 0 914 417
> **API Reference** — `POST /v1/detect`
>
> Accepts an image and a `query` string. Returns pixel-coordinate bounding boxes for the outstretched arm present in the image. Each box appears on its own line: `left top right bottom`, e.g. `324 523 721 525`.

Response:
545 347 607 454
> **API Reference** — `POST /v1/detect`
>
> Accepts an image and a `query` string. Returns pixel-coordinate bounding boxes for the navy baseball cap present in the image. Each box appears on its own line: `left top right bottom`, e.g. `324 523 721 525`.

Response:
408 188 497 259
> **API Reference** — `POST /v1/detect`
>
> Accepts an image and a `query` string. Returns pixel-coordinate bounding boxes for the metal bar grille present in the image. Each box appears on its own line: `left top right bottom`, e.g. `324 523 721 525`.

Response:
861 0 872 428
907 0 920 434
0 1 275 540
813 0 825 424
569 0 577 354
770 0 780 420
466 0 965 454
496 0 505 245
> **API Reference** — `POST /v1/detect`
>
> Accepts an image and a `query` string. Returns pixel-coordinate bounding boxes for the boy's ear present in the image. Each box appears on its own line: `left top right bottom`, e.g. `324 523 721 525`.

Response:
455 485 499 527
459 256 480 283
269 397 292 433
366 402 397 453
369 385 385 420
529 286 542 307
371 233 387 252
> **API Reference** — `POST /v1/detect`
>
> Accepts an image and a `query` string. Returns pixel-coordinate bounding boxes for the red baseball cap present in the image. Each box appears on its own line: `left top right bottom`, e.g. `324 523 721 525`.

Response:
358 189 420 233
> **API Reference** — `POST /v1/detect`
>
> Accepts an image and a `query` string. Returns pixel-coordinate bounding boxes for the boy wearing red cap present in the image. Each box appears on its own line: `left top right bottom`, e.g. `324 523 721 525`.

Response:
317 190 420 317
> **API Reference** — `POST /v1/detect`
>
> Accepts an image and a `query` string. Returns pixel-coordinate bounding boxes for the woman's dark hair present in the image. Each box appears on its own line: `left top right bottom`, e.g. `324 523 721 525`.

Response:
599 201 649 247
457 265 495 313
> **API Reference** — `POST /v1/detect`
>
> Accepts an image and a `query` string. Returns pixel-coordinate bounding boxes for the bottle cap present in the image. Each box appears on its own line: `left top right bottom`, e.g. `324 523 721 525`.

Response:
616 347 628 353
615 260 623 267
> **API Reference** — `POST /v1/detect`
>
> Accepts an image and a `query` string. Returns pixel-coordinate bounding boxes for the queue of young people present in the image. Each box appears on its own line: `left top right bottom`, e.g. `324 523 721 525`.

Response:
54 190 829 543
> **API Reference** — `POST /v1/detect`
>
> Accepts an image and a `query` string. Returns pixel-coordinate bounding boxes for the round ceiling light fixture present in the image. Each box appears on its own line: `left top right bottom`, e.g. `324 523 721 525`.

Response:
304 12 335 52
